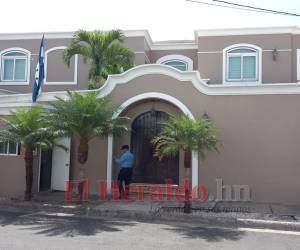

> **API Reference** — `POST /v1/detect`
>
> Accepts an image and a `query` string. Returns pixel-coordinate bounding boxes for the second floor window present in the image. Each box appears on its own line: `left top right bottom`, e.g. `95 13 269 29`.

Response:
225 46 259 83
1 50 28 82
157 55 193 71
163 60 188 71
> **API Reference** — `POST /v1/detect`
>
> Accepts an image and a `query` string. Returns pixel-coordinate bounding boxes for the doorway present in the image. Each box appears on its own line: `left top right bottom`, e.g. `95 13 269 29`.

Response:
131 111 179 184
39 148 53 191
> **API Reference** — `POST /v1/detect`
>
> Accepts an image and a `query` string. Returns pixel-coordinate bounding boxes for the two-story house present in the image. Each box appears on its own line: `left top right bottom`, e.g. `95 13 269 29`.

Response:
0 26 300 204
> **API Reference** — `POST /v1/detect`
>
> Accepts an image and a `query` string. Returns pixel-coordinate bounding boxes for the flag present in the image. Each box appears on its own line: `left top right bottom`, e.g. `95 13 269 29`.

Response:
32 35 45 103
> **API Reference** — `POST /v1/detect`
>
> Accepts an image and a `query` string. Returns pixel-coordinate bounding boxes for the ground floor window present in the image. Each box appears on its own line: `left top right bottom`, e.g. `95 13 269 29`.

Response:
0 141 19 155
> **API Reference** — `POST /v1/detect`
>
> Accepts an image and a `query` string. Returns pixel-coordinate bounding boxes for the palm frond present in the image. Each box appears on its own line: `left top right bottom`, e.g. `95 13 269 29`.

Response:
152 114 221 161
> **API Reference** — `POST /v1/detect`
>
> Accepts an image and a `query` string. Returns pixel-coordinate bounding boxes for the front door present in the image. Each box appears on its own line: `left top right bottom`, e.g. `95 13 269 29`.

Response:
131 111 179 184
39 148 52 191
51 137 71 191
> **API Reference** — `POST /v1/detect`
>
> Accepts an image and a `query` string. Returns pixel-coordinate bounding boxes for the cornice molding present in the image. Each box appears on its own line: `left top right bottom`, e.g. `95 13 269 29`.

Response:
196 26 300 37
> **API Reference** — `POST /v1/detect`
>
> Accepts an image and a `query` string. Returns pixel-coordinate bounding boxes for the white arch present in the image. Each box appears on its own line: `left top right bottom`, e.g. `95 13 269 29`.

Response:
44 46 78 85
0 47 31 85
156 54 193 71
107 92 199 197
222 43 262 85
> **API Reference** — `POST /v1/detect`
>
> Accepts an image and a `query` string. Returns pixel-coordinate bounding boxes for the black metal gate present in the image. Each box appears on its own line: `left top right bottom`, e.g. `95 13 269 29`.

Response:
131 111 179 184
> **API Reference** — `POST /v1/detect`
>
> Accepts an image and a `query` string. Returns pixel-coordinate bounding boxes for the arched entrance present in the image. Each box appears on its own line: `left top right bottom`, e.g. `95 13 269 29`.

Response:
131 110 179 184
106 92 199 198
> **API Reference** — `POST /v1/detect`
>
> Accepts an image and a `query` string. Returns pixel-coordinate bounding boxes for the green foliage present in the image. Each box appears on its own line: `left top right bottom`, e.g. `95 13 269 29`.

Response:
152 114 221 161
48 91 128 144
63 29 134 89
0 106 63 149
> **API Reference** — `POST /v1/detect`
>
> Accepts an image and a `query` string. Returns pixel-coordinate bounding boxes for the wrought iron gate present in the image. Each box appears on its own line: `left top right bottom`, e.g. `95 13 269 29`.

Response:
131 111 179 184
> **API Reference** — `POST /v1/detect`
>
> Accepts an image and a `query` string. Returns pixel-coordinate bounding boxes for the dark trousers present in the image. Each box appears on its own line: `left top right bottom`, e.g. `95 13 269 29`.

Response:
118 168 133 197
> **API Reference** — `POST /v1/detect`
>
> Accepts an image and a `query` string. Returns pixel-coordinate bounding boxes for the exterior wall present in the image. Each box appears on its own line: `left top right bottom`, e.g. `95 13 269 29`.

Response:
0 36 147 94
0 143 40 198
124 36 149 65
46 49 76 83
0 29 299 95
107 73 300 204
71 137 108 195
0 38 89 93
198 34 297 84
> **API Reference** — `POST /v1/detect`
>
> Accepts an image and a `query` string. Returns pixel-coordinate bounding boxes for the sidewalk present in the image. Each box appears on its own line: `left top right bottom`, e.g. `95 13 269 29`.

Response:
1 192 300 231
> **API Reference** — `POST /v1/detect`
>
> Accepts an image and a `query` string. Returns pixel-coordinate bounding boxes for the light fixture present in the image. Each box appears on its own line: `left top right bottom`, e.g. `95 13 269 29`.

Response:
272 48 278 61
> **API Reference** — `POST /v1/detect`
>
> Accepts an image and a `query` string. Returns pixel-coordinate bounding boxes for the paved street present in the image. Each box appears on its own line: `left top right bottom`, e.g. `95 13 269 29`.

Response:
0 208 300 250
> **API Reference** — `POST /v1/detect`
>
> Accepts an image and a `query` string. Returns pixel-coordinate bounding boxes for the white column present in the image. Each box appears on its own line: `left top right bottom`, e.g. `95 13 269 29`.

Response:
191 150 199 198
106 135 113 194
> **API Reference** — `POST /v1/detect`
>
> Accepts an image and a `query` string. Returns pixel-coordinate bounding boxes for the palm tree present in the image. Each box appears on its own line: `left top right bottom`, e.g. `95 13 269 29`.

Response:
48 91 128 166
0 106 62 200
152 114 221 213
63 29 134 89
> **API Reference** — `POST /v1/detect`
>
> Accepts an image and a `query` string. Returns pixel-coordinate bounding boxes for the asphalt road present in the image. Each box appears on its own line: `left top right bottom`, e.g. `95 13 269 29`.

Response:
0 208 300 250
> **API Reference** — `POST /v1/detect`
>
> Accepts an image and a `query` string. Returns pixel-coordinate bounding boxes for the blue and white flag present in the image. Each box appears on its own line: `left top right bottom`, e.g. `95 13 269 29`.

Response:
32 35 45 103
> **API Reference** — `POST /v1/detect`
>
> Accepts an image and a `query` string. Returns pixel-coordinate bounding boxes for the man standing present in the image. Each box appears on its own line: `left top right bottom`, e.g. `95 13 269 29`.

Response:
115 145 134 199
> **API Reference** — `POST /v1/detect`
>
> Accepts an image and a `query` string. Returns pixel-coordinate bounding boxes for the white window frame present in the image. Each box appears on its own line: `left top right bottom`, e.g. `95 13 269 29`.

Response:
44 46 78 85
297 49 300 82
0 48 31 85
0 141 19 156
223 44 262 85
156 54 193 71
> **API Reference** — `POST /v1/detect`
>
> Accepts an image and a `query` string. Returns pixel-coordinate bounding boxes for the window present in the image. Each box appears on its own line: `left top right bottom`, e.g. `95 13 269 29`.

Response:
0 48 30 84
0 141 19 156
156 55 193 71
163 60 188 71
223 44 261 84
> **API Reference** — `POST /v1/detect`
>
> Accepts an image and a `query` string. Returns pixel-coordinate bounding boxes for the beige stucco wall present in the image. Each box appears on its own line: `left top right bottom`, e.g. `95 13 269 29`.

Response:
106 73 300 204
1 72 300 203
46 49 75 82
0 146 40 199
70 137 108 195
198 34 296 84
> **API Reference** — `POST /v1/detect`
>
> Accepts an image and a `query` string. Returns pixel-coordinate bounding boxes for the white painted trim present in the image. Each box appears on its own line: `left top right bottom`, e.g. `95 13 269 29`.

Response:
2 64 300 114
156 55 193 71
0 47 31 85
198 49 292 54
196 26 300 37
222 44 262 85
106 135 113 193
44 46 78 85
106 92 198 194
152 43 197 50
297 49 300 82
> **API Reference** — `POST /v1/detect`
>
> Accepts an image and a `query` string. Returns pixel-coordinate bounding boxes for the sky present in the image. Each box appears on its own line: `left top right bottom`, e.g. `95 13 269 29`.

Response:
1 0 300 41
